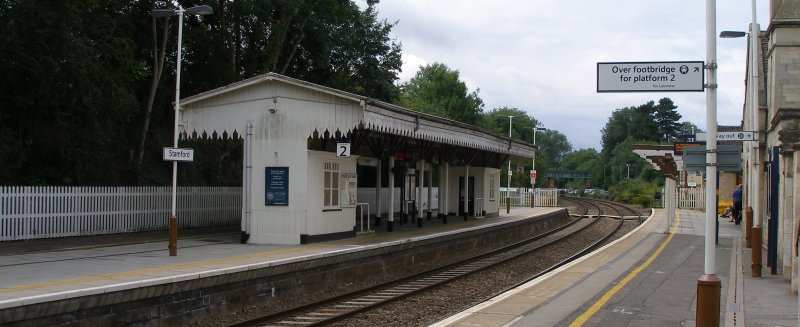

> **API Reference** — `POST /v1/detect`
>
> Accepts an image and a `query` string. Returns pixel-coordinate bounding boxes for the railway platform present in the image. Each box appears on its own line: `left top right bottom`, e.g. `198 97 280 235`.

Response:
434 208 798 327
0 206 563 325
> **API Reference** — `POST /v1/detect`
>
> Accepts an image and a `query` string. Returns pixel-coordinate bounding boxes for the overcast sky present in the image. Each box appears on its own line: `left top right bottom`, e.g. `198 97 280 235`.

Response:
359 0 770 150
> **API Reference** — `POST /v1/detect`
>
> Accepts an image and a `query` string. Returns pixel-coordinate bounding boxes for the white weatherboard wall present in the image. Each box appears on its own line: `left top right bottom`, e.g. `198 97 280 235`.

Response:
307 151 358 235
445 166 498 217
182 78 363 244
180 74 534 244
483 168 501 216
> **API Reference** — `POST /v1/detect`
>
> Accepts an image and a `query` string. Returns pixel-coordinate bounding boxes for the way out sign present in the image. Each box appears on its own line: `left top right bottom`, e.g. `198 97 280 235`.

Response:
597 61 704 92
163 147 194 162
696 131 756 142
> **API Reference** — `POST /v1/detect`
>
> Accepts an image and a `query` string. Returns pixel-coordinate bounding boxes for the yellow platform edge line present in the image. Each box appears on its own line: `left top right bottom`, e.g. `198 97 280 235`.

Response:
0 243 332 293
569 210 681 327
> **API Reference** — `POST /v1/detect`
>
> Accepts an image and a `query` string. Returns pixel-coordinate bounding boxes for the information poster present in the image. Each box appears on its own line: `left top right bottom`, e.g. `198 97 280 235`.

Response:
340 173 357 208
265 167 289 206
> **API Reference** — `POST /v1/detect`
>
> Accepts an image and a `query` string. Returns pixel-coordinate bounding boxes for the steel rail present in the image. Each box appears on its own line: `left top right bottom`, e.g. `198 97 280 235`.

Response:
228 200 632 327
227 215 586 327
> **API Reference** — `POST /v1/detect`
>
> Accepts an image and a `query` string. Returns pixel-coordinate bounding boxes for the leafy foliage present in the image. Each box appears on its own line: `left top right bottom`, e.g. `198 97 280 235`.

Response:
398 63 484 125
0 0 403 185
0 0 144 184
582 97 690 204
481 107 572 188
609 179 662 207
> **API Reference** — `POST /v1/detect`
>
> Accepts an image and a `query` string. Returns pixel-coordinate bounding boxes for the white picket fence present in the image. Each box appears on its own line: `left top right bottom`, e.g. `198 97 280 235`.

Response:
677 186 705 209
500 188 559 207
0 186 242 241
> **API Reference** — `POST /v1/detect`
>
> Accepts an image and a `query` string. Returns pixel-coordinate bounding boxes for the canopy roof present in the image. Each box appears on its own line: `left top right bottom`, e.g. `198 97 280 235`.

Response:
180 73 534 163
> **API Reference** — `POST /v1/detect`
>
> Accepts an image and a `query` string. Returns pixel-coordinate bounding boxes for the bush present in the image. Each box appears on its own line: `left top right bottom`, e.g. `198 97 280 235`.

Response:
609 179 661 207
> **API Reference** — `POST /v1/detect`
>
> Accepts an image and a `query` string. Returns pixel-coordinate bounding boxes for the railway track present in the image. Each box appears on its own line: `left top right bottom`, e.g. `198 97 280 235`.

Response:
226 200 641 327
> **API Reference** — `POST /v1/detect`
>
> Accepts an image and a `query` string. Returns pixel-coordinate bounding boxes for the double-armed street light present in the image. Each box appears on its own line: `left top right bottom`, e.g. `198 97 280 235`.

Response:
151 3 213 256
720 0 763 283
525 125 546 208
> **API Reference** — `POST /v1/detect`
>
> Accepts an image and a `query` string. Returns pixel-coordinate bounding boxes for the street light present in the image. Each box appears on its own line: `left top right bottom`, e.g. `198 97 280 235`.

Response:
694 0 720 323
720 0 762 279
719 31 746 38
525 126 546 208
626 163 631 179
151 4 213 256
500 115 520 214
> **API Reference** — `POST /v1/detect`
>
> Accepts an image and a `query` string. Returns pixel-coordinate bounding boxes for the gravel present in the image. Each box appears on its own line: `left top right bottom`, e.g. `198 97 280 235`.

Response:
196 199 646 327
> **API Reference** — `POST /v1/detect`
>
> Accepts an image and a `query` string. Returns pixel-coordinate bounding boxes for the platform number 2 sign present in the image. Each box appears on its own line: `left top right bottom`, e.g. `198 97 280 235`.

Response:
337 143 351 157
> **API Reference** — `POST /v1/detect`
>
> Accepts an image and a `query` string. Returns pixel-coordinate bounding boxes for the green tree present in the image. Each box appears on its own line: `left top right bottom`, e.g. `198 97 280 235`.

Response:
186 0 402 101
481 107 572 188
398 62 484 125
536 130 572 167
0 0 405 186
652 98 682 141
560 148 599 191
677 121 702 138
600 99 684 152
482 107 540 138
0 0 144 185
561 148 599 171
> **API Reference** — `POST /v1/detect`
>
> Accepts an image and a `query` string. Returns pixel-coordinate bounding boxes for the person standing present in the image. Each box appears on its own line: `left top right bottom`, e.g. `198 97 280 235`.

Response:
732 184 743 225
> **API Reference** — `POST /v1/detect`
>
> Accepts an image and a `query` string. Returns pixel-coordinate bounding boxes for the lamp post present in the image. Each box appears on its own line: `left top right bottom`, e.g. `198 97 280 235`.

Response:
525 126 546 208
696 0 720 324
151 4 213 256
626 163 631 179
720 1 761 278
502 115 520 214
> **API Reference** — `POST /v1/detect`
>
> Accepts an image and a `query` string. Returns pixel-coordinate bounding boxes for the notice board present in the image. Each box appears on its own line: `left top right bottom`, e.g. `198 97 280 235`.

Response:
265 167 289 206
340 173 357 208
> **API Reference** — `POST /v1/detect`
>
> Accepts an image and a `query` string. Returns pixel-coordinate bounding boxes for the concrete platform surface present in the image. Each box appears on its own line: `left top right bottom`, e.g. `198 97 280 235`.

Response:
0 207 559 309
433 209 798 327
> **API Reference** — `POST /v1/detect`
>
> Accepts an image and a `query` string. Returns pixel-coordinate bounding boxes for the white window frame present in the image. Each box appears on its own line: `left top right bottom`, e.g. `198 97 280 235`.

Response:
323 162 340 209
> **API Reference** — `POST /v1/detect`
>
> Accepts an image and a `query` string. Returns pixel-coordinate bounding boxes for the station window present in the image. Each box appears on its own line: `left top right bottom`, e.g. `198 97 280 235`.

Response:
324 162 340 208
489 174 496 200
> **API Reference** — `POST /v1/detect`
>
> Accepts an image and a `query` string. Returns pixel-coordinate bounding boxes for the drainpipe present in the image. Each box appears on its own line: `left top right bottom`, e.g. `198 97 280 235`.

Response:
388 157 395 232
464 165 470 221
242 121 253 244
376 158 382 227
443 162 449 224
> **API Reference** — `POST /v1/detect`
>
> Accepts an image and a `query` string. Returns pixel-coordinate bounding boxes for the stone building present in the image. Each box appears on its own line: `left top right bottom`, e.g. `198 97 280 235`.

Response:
742 0 800 290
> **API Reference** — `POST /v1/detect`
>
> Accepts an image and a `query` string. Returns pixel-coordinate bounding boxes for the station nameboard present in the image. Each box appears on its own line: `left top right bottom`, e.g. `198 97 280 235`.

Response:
163 147 194 162
597 61 704 92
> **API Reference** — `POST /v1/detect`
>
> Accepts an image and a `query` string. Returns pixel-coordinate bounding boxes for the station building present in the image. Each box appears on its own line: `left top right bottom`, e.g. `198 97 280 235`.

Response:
738 0 800 290
179 73 534 245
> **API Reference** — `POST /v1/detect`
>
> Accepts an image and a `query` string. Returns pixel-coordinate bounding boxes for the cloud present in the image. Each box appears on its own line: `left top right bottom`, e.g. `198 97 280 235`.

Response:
363 0 769 149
